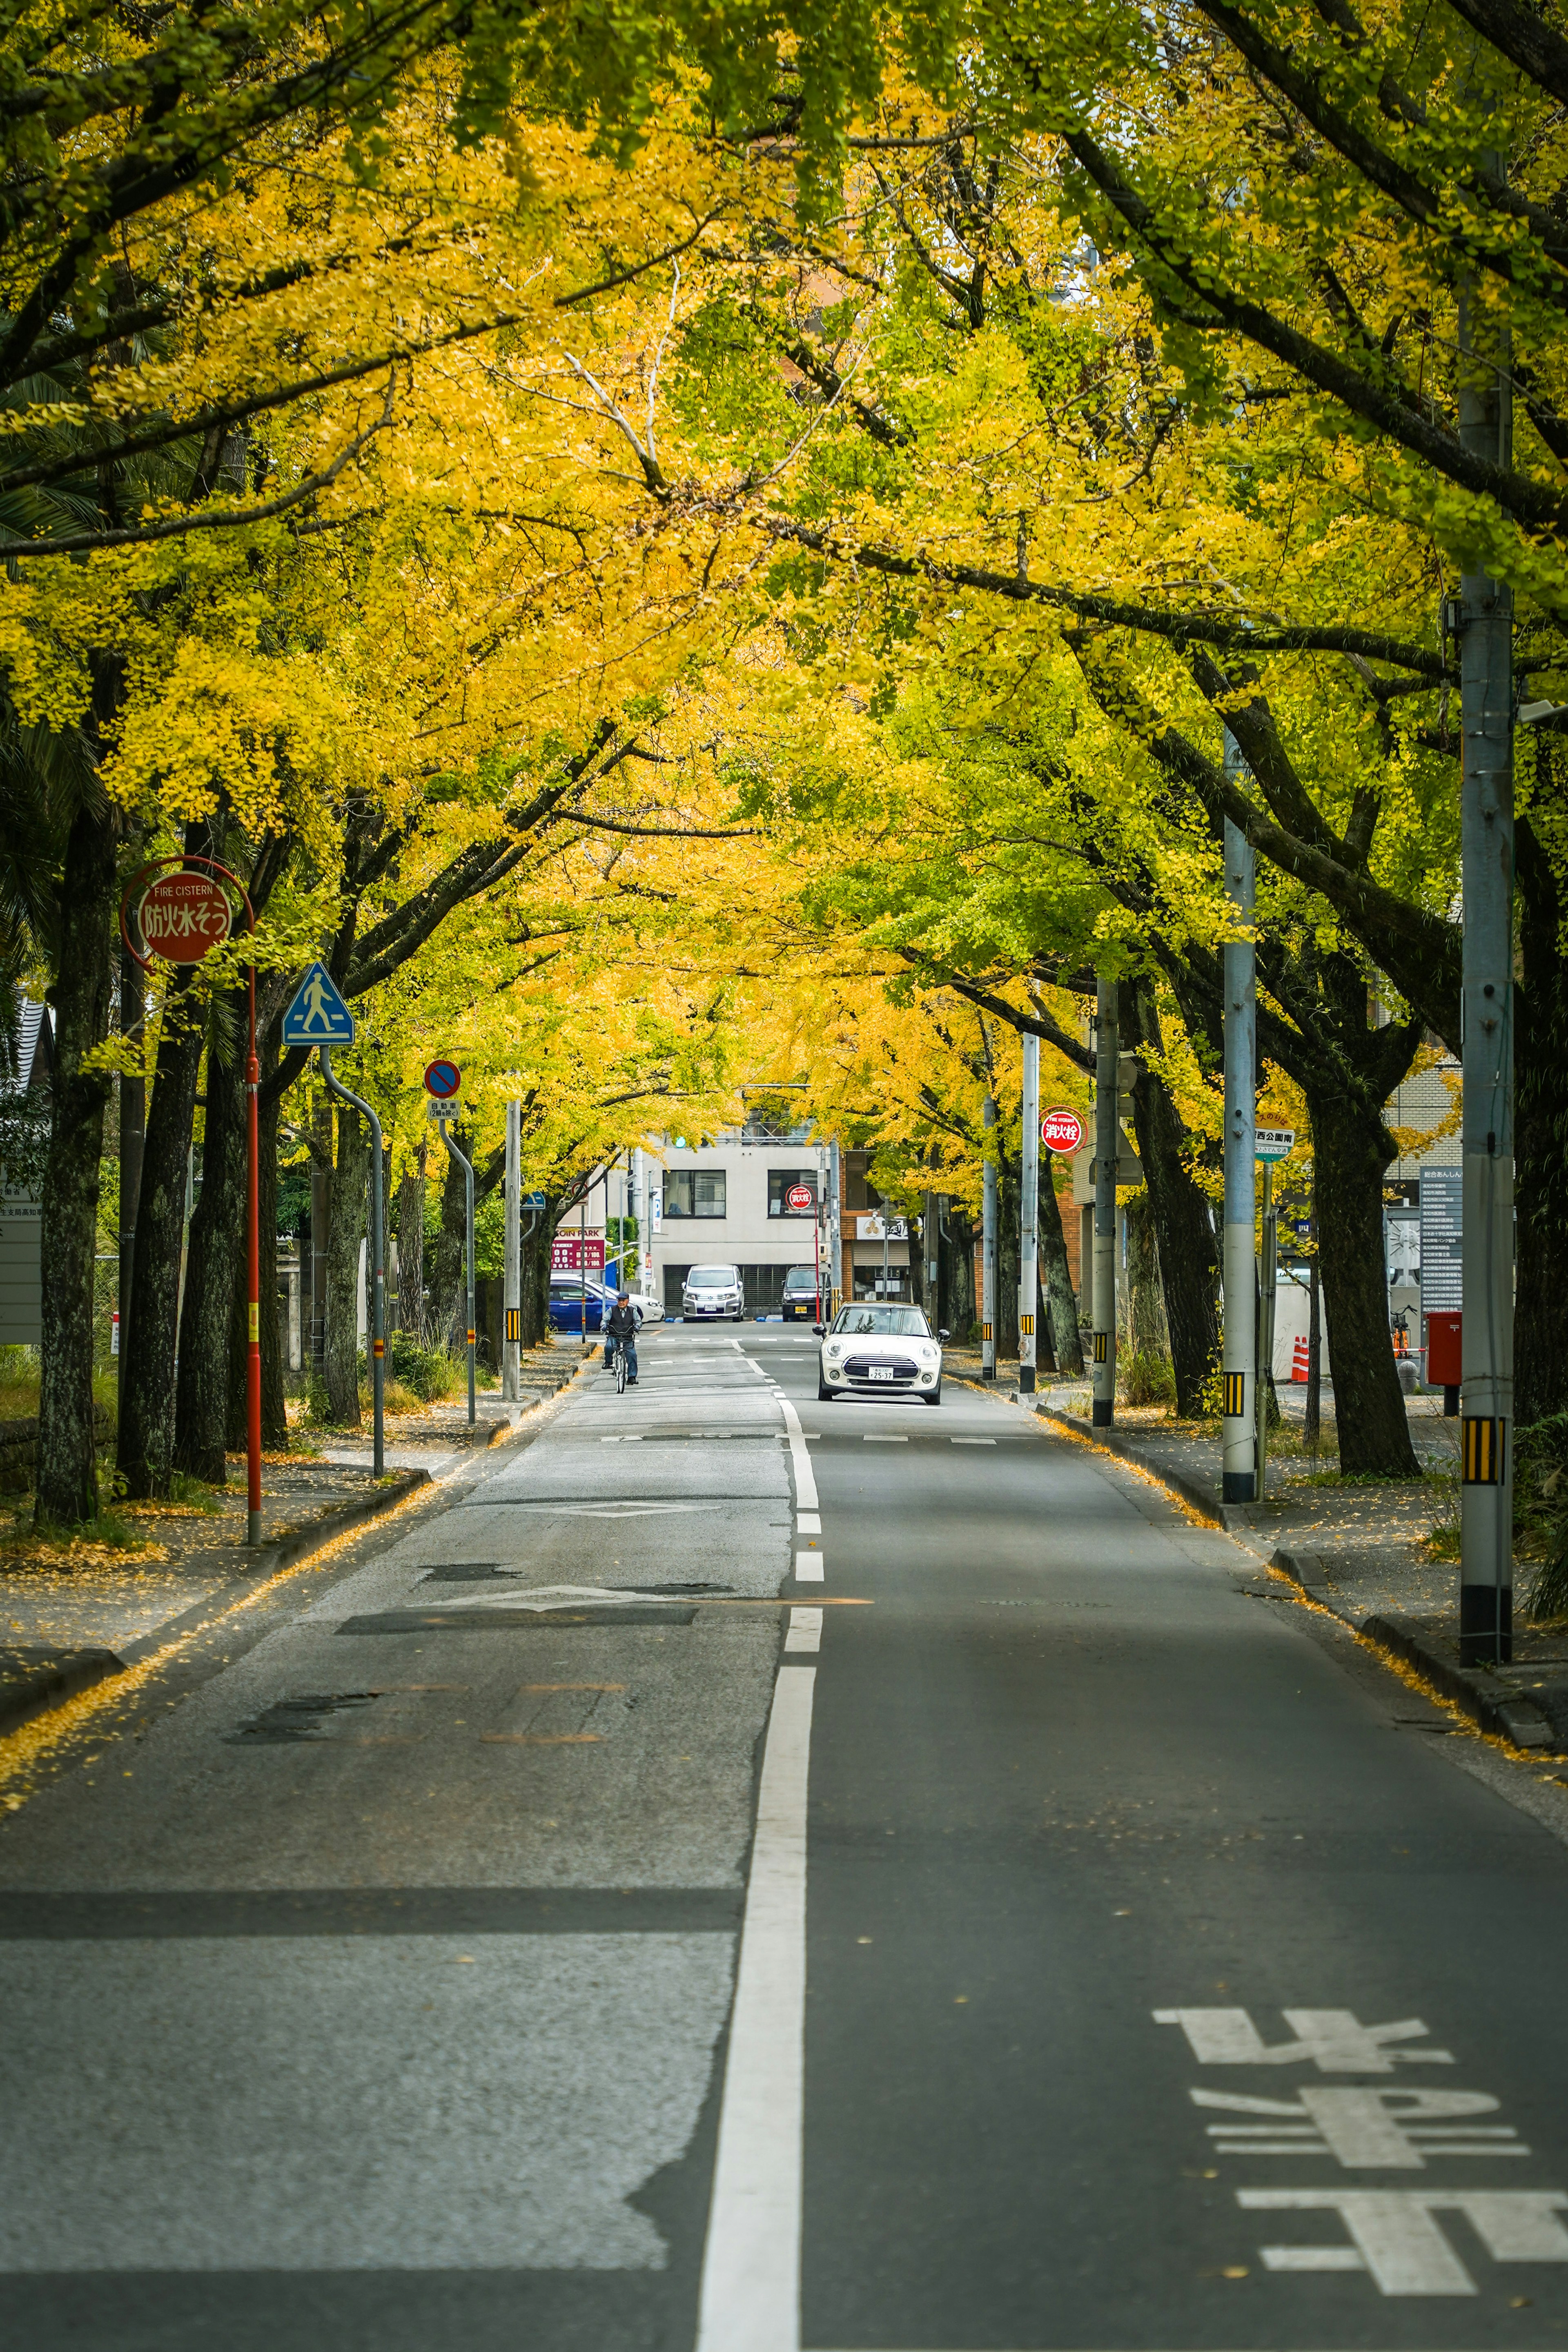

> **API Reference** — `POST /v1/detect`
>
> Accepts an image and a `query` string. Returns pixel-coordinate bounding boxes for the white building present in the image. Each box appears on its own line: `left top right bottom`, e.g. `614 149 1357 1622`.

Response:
644 1126 911 1318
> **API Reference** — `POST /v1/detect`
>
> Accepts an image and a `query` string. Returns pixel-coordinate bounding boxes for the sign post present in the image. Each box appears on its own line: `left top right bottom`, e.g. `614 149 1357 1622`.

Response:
1019 1032 1040 1393
1222 749 1257 1501
121 856 259 1539
281 965 380 1476
1252 1129 1293 1500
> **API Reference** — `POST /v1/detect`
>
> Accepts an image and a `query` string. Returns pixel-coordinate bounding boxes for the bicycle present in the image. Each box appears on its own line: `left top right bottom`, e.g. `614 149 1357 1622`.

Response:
608 1334 631 1395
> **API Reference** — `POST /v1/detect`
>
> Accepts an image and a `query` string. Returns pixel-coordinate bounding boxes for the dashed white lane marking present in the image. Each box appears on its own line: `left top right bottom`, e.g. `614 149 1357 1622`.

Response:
797 1513 821 1535
784 1607 822 1654
795 1552 824 1583
862 1434 908 1444
952 1437 996 1445
695 1665 815 2352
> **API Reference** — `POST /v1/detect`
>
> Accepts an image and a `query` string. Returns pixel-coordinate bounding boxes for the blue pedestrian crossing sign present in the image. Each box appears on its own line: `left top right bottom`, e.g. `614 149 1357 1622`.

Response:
281 961 355 1046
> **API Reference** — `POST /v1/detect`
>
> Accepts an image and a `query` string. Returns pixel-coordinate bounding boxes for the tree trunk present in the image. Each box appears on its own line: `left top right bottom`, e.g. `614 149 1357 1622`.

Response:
1305 1082 1419 1476
1515 810 1568 1426
1126 1188 1169 1353
939 1208 976 1340
35 796 119 1527
1125 987 1220 1417
116 942 144 1420
116 966 204 1499
996 1143 1020 1359
174 1005 246 1483
324 1100 367 1425
256 1033 289 1446
396 1144 427 1344
1040 1172 1084 1374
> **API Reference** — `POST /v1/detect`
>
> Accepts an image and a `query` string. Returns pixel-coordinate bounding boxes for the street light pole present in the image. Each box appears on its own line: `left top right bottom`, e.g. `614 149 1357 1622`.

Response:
318 1043 384 1477
1222 740 1257 1503
1019 1032 1039 1393
1456 274 1516 1665
829 1139 843 1315
982 1093 998 1380
503 1099 520 1400
1092 975 1118 1427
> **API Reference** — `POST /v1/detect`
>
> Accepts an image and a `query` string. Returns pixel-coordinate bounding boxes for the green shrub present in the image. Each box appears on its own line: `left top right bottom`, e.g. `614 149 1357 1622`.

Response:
388 1334 461 1401
1121 1347 1176 1407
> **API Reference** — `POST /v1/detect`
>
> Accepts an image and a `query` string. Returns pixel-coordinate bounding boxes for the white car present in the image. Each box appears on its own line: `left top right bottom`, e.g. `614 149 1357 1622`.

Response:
817 1303 947 1404
683 1262 744 1320
626 1289 665 1325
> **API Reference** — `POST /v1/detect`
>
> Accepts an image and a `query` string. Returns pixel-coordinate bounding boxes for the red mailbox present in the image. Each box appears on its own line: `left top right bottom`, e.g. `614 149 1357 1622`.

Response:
1426 1310 1461 1413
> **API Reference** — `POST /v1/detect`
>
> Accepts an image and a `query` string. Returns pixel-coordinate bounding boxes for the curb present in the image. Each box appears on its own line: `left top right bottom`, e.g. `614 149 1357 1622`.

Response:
1031 1403 1261 1537
0 1646 124 1738
1269 1549 1558 1751
1012 1397 1562 1759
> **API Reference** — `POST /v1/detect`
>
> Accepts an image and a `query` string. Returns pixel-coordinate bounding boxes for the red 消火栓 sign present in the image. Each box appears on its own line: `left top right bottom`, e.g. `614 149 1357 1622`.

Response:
552 1235 606 1274
1040 1106 1085 1154
138 871 233 962
784 1183 815 1211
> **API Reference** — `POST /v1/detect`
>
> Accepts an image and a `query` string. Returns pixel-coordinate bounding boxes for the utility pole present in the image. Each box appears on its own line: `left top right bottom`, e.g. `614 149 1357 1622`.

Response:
1255 1162 1278 1499
1019 1033 1039 1393
829 1139 843 1314
981 1095 998 1379
1455 275 1515 1665
116 945 143 1409
1222 740 1257 1503
319 1045 385 1476
502 1098 520 1400
1092 976 1118 1426
924 1186 939 1328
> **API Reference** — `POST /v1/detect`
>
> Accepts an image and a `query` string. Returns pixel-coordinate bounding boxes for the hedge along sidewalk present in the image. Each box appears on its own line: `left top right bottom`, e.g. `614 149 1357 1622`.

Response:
980 1376 1568 1762
0 1349 587 1739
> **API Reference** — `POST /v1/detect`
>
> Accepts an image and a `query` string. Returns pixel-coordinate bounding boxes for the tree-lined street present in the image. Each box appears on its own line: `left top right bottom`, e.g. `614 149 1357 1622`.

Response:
5 1330 1568 2347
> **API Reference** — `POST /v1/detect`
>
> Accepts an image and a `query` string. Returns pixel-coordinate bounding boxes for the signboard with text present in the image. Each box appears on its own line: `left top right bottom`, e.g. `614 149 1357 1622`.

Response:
1041 1107 1085 1155
552 1234 606 1274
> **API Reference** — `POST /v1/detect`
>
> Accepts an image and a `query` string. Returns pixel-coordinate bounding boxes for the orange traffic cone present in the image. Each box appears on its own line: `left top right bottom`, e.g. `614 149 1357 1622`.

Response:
1291 1335 1309 1384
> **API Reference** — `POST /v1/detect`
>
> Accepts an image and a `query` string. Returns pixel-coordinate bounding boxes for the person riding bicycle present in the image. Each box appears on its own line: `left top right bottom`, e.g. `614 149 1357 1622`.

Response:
602 1291 639 1385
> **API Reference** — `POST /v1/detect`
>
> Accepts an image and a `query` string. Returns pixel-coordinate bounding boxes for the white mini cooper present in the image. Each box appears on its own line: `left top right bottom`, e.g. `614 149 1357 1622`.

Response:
816 1303 947 1405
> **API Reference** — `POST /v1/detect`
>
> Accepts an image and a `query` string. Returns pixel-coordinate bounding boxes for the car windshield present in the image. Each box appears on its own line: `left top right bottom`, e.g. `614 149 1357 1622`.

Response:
783 1271 818 1289
687 1267 737 1289
831 1307 931 1338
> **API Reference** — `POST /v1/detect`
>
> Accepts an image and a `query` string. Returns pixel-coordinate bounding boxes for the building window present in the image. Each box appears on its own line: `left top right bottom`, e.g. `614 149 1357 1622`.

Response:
665 1169 726 1219
768 1168 819 1217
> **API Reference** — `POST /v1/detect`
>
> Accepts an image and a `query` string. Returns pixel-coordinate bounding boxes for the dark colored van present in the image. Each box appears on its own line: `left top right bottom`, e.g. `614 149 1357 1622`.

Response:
782 1266 824 1322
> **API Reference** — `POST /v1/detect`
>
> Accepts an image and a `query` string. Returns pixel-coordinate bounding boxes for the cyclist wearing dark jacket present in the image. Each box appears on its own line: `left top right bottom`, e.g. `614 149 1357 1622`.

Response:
603 1293 639 1384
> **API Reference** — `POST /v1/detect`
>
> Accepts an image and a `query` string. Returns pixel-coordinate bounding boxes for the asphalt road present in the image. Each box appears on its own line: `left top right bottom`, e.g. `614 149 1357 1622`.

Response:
5 1324 1568 2350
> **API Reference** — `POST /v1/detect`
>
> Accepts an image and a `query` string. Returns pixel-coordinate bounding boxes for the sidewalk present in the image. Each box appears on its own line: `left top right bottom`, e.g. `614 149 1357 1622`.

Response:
0 1344 586 1735
969 1364 1568 1761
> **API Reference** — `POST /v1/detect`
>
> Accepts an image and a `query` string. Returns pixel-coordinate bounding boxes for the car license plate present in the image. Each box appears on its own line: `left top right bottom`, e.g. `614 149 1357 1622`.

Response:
869 1366 896 1381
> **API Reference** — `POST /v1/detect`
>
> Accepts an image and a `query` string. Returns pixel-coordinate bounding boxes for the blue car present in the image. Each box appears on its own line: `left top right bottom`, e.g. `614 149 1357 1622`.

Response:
547 1277 647 1334
548 1275 610 1332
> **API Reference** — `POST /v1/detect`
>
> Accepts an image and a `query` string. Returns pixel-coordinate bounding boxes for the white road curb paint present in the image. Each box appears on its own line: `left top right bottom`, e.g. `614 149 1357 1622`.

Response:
696 1666 815 2352
778 1396 818 1510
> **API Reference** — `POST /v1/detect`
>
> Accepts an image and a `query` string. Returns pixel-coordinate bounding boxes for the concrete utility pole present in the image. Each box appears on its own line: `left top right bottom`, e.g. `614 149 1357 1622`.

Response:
319 1046 385 1476
1456 278 1515 1665
981 1095 998 1380
1222 740 1257 1503
1092 976 1118 1426
924 1187 939 1327
829 1139 843 1314
1019 1034 1040 1393
502 1098 520 1400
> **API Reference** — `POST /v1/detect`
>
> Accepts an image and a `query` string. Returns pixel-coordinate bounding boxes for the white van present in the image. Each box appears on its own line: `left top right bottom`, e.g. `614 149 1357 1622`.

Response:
682 1264 744 1320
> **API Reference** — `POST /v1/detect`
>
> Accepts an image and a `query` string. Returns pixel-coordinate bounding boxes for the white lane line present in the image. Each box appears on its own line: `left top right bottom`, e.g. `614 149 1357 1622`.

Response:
952 1437 996 1445
784 1607 822 1654
695 1665 815 2352
862 1434 908 1444
795 1552 824 1583
777 1395 818 1510
797 1512 821 1534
